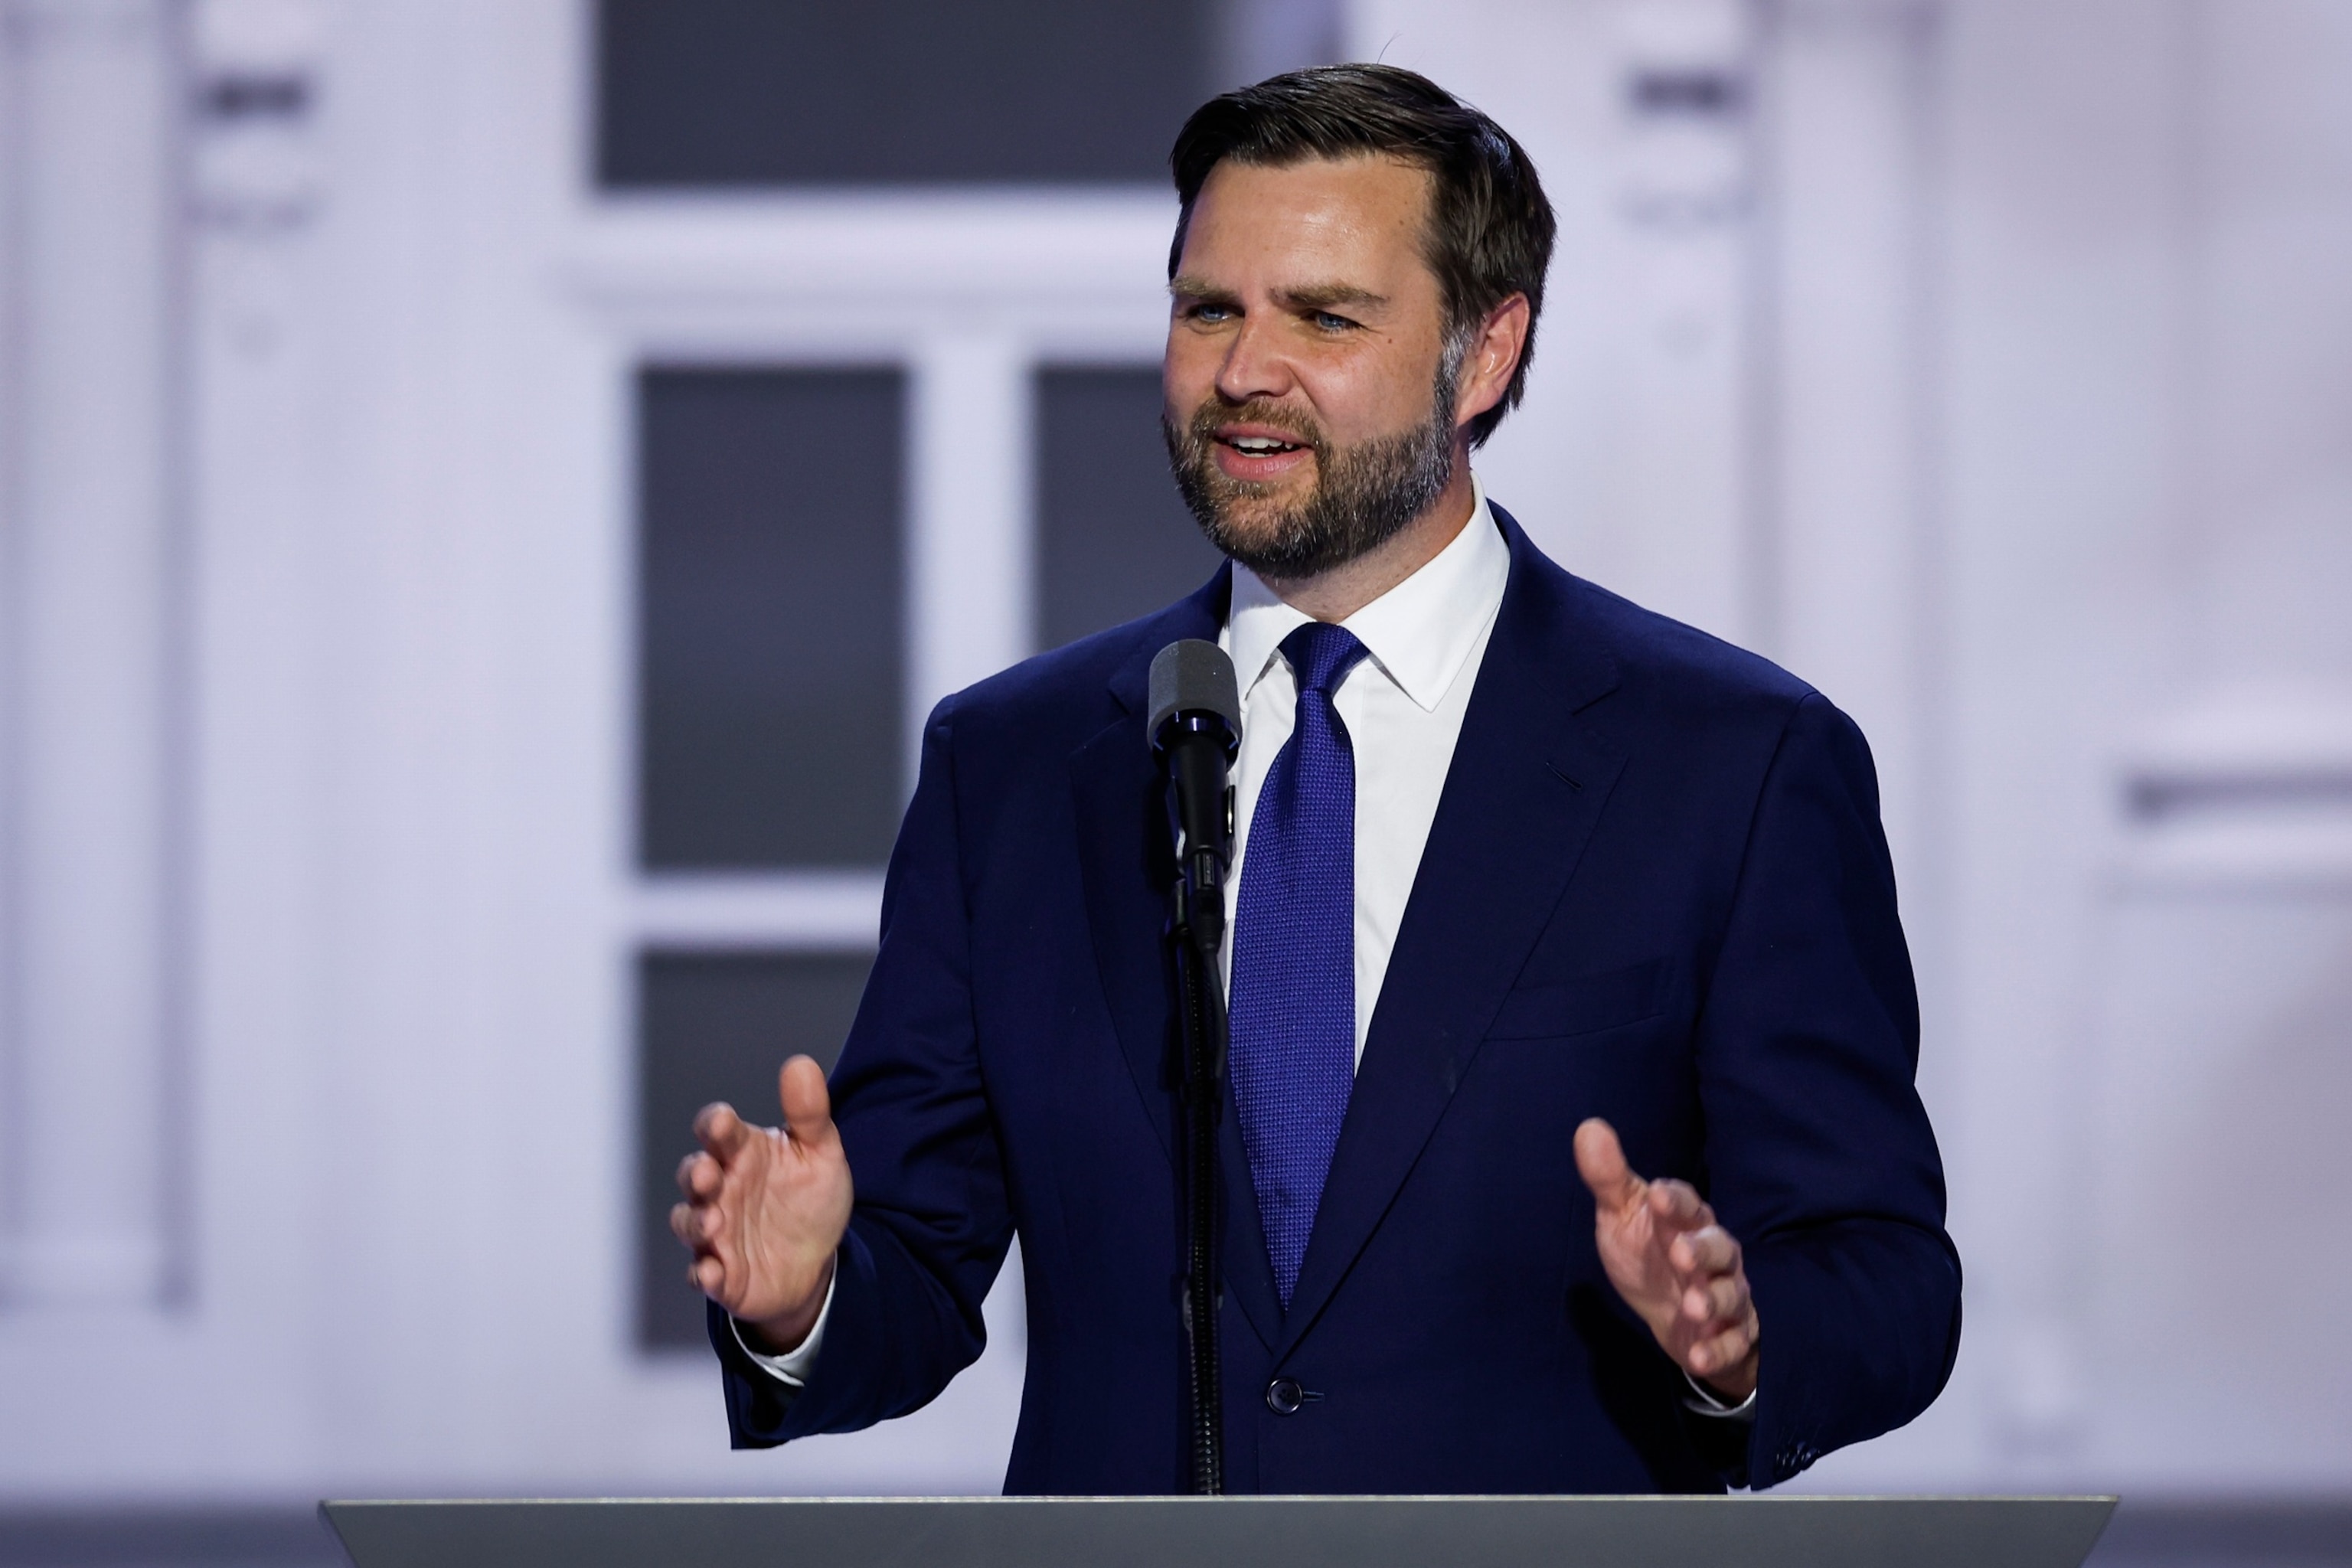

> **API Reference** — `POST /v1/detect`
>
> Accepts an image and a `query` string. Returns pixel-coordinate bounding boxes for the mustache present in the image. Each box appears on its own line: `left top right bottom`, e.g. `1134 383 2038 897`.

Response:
1184 397 1327 459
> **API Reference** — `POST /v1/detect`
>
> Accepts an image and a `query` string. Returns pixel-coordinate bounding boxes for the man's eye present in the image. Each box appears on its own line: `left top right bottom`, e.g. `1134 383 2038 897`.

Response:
1188 302 1234 323
1312 312 1357 332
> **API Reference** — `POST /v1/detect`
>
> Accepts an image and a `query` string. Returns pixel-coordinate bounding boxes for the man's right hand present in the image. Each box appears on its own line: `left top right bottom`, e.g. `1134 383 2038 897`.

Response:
671 1054 853 1354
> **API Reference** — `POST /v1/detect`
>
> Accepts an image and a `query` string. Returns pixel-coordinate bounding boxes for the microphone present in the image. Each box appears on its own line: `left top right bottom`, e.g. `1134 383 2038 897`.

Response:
1148 638 1239 1496
1148 639 1241 951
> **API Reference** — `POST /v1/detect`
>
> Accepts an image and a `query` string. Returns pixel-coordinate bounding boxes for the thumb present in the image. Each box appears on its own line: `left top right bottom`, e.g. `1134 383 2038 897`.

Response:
1574 1117 1644 1215
779 1054 838 1150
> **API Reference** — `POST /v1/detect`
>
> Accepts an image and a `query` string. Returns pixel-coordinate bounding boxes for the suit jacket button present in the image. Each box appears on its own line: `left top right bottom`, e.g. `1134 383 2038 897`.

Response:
1266 1377 1305 1416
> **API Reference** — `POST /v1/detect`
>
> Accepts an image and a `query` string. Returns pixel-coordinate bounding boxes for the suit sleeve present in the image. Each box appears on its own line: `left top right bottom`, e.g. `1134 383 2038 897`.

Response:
1694 692 1963 1488
710 697 1017 1446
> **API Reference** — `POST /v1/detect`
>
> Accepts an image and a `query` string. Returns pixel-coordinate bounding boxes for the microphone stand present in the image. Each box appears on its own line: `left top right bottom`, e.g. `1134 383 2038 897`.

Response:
1163 720 1233 1496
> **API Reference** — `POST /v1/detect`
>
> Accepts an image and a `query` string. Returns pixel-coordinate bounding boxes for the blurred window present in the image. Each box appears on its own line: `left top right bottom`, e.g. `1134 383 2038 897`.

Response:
637 366 906 870
1035 367 1225 649
596 0 1217 187
637 949 873 1350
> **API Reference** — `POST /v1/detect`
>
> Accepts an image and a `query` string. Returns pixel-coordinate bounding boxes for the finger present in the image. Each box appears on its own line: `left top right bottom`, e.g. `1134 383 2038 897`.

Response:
779 1055 838 1151
1668 1224 1738 1278
676 1150 722 1200
1681 1271 1749 1327
669 1200 717 1252
1687 1312 1759 1378
694 1101 753 1161
1646 1178 1712 1234
691 1253 728 1299
1573 1119 1643 1214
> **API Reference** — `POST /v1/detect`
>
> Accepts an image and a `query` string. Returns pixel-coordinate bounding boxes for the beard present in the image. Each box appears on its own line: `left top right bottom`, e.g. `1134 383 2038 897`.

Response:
1161 355 1462 581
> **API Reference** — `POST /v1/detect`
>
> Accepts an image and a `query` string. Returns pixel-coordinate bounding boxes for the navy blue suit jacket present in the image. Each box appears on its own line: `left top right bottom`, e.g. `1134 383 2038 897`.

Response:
710 507 1960 1494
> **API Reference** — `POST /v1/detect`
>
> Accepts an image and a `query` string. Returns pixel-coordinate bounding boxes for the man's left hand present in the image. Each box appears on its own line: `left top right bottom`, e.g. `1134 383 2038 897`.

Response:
1574 1117 1761 1402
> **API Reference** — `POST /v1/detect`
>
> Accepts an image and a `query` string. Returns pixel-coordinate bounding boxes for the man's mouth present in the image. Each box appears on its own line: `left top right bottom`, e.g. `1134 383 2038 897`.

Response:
1183 407 1324 487
1210 423 1318 482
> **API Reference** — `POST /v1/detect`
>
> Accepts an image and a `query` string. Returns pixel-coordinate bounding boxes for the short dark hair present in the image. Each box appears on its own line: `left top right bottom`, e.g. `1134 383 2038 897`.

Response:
1168 64 1557 448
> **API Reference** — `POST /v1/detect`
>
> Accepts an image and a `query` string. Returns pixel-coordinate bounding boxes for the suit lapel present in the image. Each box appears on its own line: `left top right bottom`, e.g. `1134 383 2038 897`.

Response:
1276 509 1625 1356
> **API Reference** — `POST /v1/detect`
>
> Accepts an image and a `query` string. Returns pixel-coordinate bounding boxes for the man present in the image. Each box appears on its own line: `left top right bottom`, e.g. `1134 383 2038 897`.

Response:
673 64 1958 1494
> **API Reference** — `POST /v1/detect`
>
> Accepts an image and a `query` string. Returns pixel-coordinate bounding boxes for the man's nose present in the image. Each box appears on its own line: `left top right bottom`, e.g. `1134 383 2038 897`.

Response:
1214 316 1296 405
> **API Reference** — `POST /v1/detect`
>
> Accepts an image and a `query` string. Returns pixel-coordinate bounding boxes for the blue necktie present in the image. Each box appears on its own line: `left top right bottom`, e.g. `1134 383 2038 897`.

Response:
1229 622 1370 1308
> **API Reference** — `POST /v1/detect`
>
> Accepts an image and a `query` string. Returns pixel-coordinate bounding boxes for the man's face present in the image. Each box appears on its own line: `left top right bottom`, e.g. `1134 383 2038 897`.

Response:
1162 155 1463 580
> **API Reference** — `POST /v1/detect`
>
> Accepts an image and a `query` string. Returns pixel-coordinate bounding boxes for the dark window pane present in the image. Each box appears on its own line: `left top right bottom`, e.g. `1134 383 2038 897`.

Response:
1036 367 1226 649
637 949 874 1351
597 0 1215 187
639 367 904 869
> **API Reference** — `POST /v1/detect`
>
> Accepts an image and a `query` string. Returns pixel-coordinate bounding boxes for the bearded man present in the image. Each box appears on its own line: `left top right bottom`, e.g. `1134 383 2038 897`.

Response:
671 64 1961 1494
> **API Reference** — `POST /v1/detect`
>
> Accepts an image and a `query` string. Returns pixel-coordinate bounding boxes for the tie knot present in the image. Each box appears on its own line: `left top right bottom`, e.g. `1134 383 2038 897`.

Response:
1280 622 1369 700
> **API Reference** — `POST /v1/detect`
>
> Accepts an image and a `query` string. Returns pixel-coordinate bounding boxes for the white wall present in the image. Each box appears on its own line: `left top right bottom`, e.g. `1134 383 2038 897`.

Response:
0 0 2347 1505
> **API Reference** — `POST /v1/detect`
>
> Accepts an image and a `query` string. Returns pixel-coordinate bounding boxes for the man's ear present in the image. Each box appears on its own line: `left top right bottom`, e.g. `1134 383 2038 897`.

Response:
1452 292 1532 429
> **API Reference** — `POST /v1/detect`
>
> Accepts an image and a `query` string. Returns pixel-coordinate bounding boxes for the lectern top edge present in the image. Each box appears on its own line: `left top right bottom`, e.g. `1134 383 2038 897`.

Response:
319 1493 2119 1568
321 1491 2122 1505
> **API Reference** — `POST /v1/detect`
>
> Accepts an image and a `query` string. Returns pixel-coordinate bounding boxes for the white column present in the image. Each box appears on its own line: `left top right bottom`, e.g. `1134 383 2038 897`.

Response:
1758 0 1935 878
906 333 1034 782
0 0 180 1306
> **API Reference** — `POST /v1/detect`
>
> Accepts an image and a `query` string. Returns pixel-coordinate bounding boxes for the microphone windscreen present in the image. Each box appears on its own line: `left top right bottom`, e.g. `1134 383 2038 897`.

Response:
1148 639 1241 745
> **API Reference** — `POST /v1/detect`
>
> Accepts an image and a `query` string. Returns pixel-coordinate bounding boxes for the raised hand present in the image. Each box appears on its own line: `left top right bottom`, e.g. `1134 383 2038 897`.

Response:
671 1054 854 1353
1573 1117 1760 1400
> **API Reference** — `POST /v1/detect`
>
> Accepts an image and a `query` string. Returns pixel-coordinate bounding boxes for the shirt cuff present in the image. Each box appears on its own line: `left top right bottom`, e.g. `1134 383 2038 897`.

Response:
728 1270 837 1387
1681 1368 1759 1422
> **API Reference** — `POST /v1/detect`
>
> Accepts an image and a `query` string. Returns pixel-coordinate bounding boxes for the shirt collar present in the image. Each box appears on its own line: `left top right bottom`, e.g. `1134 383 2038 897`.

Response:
1225 472 1511 714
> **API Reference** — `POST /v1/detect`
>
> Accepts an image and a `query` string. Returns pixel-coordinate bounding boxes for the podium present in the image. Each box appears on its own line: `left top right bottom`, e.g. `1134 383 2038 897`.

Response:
322 1494 2116 1568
